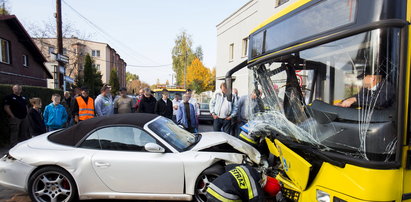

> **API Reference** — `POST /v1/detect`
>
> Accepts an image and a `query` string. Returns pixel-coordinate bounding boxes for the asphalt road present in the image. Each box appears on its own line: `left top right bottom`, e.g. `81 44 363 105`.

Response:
0 122 214 202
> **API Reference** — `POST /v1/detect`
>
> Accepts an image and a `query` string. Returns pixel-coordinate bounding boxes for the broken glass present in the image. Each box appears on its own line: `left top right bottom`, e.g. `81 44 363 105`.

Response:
245 28 400 162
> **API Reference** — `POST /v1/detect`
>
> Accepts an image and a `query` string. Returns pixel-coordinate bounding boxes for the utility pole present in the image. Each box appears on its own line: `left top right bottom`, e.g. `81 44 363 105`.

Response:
2 0 6 15
184 52 187 89
56 0 65 91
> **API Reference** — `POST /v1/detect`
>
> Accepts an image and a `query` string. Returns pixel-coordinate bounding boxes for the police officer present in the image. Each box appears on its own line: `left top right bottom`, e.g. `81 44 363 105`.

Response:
206 164 266 202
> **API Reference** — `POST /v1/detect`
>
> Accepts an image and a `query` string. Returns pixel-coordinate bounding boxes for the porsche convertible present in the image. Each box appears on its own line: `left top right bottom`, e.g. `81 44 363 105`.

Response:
0 113 260 201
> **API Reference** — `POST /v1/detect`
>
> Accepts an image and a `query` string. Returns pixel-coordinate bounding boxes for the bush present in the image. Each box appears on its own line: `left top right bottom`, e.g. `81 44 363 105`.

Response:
0 84 63 147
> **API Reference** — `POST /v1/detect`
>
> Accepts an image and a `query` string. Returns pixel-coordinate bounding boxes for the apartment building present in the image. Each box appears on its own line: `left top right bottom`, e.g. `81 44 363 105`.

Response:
216 0 297 95
34 38 126 89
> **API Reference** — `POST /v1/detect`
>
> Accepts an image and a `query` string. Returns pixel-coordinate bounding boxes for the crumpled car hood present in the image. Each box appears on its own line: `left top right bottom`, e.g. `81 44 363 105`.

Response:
190 132 261 164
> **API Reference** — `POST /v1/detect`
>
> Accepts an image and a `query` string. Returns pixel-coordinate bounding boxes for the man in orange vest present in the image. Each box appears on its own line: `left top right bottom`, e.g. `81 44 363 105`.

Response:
72 87 95 123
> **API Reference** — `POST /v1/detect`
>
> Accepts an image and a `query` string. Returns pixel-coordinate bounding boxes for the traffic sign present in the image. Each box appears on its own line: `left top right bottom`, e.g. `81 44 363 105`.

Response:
64 76 74 83
56 54 69 63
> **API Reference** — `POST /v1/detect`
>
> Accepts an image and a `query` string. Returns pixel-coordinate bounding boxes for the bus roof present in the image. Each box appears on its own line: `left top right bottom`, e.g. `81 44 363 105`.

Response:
250 0 311 34
153 89 186 92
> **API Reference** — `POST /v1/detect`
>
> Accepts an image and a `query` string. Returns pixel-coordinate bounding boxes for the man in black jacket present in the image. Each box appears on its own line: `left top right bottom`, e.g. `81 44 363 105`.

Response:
335 71 394 109
137 88 157 114
154 89 173 119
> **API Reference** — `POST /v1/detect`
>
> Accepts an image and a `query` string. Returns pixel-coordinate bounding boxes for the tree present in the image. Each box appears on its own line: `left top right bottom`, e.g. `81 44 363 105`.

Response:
83 54 95 96
126 72 139 82
127 79 149 94
171 31 198 86
0 0 10 15
205 68 216 91
186 58 214 93
109 69 120 95
82 54 103 97
194 46 203 61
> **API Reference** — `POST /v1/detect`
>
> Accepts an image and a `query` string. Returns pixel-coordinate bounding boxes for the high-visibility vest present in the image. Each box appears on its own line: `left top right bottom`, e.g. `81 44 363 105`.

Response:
76 96 94 121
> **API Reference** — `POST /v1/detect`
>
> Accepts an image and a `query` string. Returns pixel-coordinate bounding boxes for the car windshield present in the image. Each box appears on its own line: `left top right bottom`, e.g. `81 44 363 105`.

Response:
147 117 197 151
246 28 400 162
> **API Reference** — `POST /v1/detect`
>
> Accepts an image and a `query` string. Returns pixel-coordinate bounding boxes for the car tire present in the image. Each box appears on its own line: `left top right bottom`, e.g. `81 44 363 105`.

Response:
194 164 225 202
28 166 78 202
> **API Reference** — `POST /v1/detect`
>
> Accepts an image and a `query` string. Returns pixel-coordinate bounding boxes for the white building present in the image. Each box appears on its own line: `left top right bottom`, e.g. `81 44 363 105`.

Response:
215 0 297 96
34 38 127 89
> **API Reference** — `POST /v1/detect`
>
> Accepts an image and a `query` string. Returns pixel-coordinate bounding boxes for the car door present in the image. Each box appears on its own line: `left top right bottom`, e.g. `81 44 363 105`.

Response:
80 126 184 194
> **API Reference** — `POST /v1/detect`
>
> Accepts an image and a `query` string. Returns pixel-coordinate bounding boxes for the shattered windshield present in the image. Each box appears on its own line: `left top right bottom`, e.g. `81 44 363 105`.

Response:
148 117 196 152
246 28 400 162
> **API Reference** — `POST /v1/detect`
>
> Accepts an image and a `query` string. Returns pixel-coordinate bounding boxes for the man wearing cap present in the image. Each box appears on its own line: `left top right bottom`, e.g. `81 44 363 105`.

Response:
72 87 95 122
335 70 394 109
114 87 133 114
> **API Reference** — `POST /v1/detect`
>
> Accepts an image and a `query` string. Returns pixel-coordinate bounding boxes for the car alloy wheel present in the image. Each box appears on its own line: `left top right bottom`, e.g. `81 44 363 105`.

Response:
194 164 224 202
28 167 78 202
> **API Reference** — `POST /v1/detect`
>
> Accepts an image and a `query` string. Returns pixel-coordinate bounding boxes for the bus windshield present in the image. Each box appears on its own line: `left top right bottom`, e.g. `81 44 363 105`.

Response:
246 28 400 162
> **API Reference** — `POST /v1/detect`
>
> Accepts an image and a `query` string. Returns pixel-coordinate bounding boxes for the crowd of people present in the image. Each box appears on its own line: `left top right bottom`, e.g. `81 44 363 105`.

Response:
3 81 259 148
2 84 206 147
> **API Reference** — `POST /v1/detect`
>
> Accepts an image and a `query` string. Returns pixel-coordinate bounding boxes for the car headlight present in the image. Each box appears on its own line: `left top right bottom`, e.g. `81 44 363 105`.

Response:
316 189 330 202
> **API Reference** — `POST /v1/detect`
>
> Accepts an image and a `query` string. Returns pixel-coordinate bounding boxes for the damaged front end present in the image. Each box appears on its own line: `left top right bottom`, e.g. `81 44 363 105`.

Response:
233 28 402 201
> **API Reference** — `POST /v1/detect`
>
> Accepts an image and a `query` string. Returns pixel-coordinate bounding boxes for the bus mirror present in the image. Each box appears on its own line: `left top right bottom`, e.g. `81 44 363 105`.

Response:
226 77 233 102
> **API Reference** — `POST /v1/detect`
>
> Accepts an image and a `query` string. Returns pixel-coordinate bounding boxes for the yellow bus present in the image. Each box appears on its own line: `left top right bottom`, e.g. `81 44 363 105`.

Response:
152 85 186 100
225 0 411 201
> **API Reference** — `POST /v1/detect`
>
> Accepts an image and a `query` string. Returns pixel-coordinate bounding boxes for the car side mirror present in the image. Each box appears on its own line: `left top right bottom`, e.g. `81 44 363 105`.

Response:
145 143 165 153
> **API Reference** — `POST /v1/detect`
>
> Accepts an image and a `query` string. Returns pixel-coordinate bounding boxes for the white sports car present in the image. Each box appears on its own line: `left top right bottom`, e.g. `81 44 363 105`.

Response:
0 113 260 201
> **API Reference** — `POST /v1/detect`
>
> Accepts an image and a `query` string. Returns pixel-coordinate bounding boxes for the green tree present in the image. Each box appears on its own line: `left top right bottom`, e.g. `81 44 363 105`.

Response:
171 31 197 86
194 46 203 61
0 0 10 15
82 54 103 97
93 68 103 97
126 72 139 82
74 73 84 89
109 68 120 95
83 54 95 96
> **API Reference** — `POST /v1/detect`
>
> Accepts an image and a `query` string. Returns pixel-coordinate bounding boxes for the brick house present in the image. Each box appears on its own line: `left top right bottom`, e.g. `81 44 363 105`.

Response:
0 15 52 87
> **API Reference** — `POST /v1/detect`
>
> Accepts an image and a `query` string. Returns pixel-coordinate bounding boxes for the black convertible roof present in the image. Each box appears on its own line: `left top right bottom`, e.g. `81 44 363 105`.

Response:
48 113 159 146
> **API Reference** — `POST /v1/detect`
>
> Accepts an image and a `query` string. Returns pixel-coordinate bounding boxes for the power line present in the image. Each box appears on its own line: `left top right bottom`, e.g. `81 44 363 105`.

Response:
61 0 162 66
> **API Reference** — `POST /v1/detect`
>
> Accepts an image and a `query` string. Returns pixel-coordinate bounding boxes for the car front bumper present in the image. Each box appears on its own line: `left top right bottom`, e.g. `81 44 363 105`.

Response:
0 154 34 192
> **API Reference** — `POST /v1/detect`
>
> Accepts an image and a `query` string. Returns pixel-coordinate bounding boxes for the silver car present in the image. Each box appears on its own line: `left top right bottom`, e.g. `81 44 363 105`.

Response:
0 113 260 201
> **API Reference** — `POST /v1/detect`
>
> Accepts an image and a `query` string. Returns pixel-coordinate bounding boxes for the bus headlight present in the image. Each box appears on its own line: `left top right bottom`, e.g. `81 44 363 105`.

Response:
316 190 330 202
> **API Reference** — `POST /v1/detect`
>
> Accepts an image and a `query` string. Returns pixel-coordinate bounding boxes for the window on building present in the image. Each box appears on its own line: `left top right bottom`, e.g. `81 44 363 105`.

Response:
0 38 10 64
92 50 100 57
276 0 289 7
242 38 248 58
48 46 55 54
229 43 234 62
22 55 29 67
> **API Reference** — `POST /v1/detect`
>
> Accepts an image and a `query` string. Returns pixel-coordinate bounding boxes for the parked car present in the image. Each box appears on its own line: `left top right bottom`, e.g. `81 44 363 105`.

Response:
199 103 213 123
0 113 260 202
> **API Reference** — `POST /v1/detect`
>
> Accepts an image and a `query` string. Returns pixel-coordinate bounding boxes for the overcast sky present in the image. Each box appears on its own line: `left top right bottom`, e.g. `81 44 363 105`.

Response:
9 0 249 84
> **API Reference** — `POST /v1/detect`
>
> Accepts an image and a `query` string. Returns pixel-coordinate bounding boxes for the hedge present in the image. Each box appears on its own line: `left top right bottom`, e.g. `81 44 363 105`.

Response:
0 84 63 147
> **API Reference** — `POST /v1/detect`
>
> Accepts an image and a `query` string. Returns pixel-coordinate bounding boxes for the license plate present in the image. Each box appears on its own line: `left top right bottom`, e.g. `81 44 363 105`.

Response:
282 187 300 201
201 112 209 115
